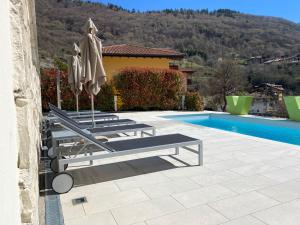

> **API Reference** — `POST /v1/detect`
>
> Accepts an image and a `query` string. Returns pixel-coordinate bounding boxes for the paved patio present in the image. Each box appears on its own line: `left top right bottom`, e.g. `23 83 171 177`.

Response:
59 111 300 225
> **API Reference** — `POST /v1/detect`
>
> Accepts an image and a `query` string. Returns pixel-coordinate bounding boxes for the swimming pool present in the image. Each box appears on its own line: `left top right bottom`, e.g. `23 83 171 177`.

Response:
163 114 300 146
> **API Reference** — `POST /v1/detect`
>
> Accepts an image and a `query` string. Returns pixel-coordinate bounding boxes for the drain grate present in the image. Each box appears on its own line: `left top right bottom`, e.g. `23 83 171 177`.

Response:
45 195 64 225
72 197 87 205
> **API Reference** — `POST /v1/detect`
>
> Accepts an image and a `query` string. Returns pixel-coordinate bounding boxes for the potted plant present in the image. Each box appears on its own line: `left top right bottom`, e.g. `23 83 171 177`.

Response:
284 96 300 121
226 96 253 115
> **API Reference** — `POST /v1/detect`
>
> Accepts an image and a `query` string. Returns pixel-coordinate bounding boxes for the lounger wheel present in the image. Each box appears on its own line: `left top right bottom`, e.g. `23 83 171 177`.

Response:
47 147 56 159
51 172 74 194
50 157 68 173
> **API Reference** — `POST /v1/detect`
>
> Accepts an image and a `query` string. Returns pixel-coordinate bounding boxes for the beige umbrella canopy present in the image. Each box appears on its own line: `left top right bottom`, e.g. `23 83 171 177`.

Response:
80 18 107 95
68 43 82 112
80 18 107 126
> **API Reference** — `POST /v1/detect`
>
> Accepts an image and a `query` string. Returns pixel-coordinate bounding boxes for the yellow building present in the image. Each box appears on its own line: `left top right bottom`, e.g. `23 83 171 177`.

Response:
102 44 184 81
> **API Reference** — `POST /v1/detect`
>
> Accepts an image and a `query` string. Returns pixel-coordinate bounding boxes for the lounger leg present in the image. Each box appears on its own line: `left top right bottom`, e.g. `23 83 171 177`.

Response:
51 138 58 158
58 160 64 172
89 152 93 165
198 142 203 166
134 131 137 136
152 129 156 136
141 131 144 137
175 146 179 155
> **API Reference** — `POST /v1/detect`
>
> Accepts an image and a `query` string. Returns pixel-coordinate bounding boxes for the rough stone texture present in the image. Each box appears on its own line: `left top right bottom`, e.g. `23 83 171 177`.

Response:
9 0 42 224
0 0 21 224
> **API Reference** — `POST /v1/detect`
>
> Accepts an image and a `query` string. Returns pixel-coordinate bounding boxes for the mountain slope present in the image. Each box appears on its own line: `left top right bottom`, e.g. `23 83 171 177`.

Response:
36 0 300 63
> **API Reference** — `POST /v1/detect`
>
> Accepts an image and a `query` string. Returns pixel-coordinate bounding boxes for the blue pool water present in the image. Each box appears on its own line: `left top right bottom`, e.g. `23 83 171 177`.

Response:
163 114 300 146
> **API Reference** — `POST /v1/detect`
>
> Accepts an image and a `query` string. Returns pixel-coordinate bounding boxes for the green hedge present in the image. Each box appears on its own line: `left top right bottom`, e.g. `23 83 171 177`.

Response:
185 92 205 111
114 68 184 110
42 67 198 112
41 68 116 111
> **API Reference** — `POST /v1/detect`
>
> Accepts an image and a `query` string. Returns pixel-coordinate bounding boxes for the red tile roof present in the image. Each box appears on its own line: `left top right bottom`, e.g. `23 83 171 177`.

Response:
102 44 184 59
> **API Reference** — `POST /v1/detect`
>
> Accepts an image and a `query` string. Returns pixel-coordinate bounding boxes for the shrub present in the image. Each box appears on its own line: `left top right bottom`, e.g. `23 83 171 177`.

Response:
185 91 205 111
41 68 90 111
40 68 59 111
96 83 122 111
114 68 184 110
41 68 115 111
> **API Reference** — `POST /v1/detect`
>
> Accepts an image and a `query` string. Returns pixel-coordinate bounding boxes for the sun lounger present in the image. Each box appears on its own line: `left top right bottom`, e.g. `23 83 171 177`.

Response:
47 119 136 132
46 115 119 125
68 114 118 120
48 103 119 122
64 110 101 116
78 119 136 128
49 107 203 194
47 104 154 158
44 113 136 151
48 104 135 129
49 123 156 159
48 108 113 118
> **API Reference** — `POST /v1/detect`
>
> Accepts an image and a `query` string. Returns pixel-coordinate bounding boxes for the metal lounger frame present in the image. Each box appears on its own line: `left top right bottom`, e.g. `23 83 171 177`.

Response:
52 113 202 172
48 103 118 127
49 104 141 135
49 104 203 172
50 125 156 157
47 105 139 156
65 110 101 116
48 103 119 121
69 114 119 120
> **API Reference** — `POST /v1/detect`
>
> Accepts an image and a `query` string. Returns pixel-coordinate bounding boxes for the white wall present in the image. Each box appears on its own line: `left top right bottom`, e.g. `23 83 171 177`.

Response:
0 0 22 224
0 0 41 224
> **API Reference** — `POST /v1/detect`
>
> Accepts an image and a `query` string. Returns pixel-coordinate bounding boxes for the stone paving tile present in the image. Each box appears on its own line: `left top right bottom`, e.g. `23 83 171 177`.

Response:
236 152 280 163
209 191 279 219
68 161 138 185
158 155 192 167
261 167 300 183
141 178 201 199
263 157 300 169
201 155 229 164
281 149 300 158
124 154 180 172
204 159 247 171
111 196 184 225
60 181 120 204
64 211 117 225
219 215 266 225
59 111 300 225
114 172 171 191
61 201 85 221
190 170 242 186
83 188 149 215
221 175 278 194
258 179 300 202
172 184 237 208
253 199 300 225
230 163 279 176
162 166 212 179
146 204 228 225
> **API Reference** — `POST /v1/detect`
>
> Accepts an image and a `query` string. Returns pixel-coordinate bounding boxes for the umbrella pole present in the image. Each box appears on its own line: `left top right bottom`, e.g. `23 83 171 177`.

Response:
91 94 95 127
56 69 62 109
76 94 79 114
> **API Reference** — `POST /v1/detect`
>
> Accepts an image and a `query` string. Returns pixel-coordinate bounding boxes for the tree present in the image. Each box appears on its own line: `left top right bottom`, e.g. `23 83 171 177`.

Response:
209 59 247 111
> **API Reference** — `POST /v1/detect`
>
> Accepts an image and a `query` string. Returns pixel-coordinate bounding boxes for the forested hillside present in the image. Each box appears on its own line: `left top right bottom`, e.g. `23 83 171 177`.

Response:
36 0 300 94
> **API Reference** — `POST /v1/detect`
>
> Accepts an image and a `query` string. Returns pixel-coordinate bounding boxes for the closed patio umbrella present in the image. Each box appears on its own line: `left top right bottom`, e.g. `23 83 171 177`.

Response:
80 18 107 126
68 43 82 113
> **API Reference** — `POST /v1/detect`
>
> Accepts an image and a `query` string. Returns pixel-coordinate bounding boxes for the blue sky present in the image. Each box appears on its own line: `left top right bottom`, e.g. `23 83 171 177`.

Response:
96 0 300 23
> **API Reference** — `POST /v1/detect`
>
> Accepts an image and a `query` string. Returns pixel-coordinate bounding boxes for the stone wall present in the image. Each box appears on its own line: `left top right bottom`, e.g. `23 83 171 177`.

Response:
0 0 41 224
